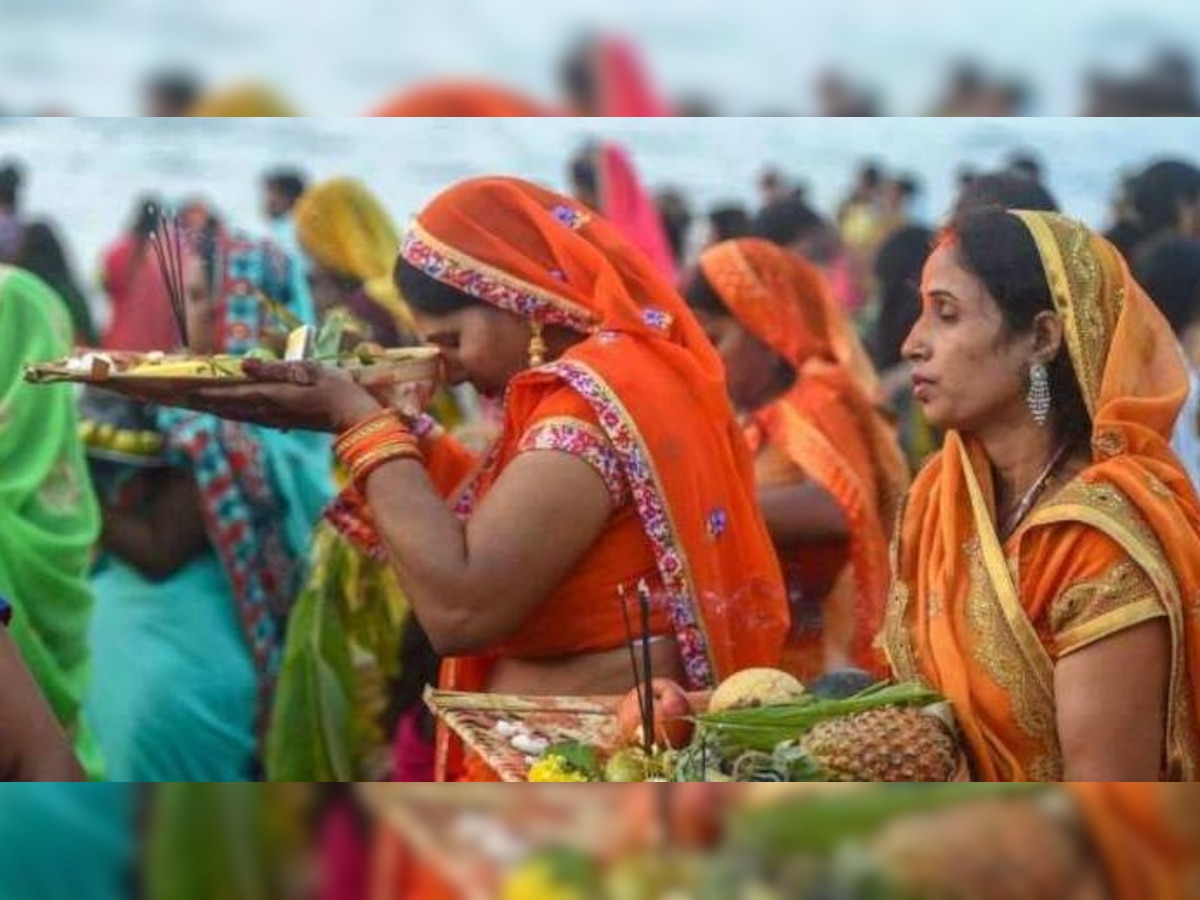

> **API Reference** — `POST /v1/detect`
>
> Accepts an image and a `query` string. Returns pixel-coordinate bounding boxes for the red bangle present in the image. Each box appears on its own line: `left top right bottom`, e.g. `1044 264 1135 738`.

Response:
336 410 424 487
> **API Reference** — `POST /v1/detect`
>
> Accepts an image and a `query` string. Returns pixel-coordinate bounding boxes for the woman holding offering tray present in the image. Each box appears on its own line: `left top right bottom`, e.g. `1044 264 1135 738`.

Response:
185 176 790 783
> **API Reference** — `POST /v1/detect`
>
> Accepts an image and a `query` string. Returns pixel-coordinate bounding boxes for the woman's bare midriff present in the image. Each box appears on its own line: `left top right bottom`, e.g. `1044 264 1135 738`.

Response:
486 638 686 696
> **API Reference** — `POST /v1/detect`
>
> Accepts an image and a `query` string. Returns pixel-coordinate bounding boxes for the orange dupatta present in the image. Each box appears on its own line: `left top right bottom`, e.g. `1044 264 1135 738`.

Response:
399 178 789 776
369 82 550 117
701 239 910 675
885 211 1200 784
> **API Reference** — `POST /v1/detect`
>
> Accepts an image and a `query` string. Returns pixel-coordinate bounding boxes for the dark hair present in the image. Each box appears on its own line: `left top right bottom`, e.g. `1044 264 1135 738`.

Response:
569 148 599 200
0 161 23 208
891 175 920 200
950 210 1092 448
144 71 201 114
395 257 480 316
559 36 599 112
708 205 753 243
754 195 825 248
264 169 307 204
872 225 933 370
655 189 692 266
17 220 96 343
859 163 883 188
1131 160 1200 239
389 613 441 742
954 171 1060 217
683 267 730 317
1008 151 1044 182
1134 235 1200 336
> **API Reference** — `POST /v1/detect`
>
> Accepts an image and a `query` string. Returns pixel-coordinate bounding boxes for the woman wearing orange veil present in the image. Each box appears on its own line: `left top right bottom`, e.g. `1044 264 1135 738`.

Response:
185 177 787 777
371 34 670 118
686 239 909 680
885 208 1200 785
369 82 550 117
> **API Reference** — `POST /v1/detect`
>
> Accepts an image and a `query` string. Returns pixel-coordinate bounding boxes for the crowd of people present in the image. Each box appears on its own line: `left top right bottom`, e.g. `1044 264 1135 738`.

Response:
2 73 1200 896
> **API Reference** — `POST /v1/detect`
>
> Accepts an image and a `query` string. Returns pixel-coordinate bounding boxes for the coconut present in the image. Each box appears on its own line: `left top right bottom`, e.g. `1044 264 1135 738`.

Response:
708 668 807 713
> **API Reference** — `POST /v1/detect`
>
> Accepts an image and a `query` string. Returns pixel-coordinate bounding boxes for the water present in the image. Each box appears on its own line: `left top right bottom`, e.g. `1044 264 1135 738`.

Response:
3 117 1200 313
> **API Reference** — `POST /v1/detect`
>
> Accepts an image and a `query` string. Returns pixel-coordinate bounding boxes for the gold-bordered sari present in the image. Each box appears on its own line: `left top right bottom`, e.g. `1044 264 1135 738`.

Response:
885 211 1200 785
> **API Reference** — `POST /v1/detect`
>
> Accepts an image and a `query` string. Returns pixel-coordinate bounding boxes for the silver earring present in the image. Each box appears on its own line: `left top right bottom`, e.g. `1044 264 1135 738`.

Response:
1027 362 1052 426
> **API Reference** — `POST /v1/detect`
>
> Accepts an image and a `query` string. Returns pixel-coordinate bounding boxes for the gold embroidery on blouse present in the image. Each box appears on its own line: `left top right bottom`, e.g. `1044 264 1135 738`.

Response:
1049 561 1157 637
965 537 1061 782
1029 478 1197 780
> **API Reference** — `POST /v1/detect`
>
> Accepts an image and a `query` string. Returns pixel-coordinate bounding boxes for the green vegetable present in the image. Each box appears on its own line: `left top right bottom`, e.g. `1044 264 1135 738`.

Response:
698 682 943 753
314 312 350 359
605 747 649 783
244 347 279 362
547 741 602 781
727 784 1049 857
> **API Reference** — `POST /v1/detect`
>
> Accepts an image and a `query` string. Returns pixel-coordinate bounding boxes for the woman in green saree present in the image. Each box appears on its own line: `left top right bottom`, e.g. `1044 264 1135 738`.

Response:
0 264 102 776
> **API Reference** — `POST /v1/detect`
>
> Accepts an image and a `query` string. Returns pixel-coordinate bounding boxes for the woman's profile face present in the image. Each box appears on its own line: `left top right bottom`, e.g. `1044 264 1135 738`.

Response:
902 241 1034 433
694 309 789 412
414 304 532 400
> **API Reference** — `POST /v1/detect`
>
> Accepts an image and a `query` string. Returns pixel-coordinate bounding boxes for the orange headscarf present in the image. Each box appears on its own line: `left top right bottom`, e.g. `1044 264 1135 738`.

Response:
368 81 549 117
886 211 1200 784
400 178 788 691
700 238 909 673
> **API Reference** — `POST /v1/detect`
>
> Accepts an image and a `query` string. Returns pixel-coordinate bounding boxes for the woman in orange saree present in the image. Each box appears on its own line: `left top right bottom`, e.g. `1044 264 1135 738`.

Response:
884 208 1200 784
685 238 909 681
187 176 788 777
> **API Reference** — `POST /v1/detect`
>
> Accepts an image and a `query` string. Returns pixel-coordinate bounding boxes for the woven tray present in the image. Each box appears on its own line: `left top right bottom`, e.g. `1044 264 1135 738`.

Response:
360 783 631 900
426 689 625 782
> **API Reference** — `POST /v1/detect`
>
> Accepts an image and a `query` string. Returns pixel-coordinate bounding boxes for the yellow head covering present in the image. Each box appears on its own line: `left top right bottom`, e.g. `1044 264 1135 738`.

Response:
294 178 416 333
189 84 298 117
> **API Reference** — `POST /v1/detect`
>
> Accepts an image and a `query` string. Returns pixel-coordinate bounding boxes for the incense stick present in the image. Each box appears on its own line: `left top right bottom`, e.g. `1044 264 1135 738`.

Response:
618 585 651 745
150 208 190 349
638 579 655 756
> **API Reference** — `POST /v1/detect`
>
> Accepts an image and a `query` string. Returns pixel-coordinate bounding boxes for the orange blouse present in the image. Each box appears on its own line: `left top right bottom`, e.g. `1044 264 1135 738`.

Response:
887 469 1193 783
492 385 669 659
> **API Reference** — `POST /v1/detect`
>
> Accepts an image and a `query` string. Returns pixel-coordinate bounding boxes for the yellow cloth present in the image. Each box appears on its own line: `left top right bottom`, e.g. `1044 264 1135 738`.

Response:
189 84 297 117
293 177 417 334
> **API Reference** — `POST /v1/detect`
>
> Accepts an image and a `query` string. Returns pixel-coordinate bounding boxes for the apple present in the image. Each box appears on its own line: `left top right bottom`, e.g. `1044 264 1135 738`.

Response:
616 679 695 749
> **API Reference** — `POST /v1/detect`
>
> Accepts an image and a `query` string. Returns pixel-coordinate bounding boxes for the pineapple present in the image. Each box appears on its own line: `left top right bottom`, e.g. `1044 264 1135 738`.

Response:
798 707 960 782
863 796 1090 900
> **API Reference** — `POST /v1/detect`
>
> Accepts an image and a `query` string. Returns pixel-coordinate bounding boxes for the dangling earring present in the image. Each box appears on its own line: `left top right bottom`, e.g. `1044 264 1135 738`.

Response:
528 321 547 368
1027 362 1052 426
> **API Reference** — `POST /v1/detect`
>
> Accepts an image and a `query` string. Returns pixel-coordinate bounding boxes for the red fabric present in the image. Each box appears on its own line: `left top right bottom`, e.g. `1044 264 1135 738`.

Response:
595 38 672 116
100 234 180 352
595 143 678 283
318 801 369 900
391 709 435 783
